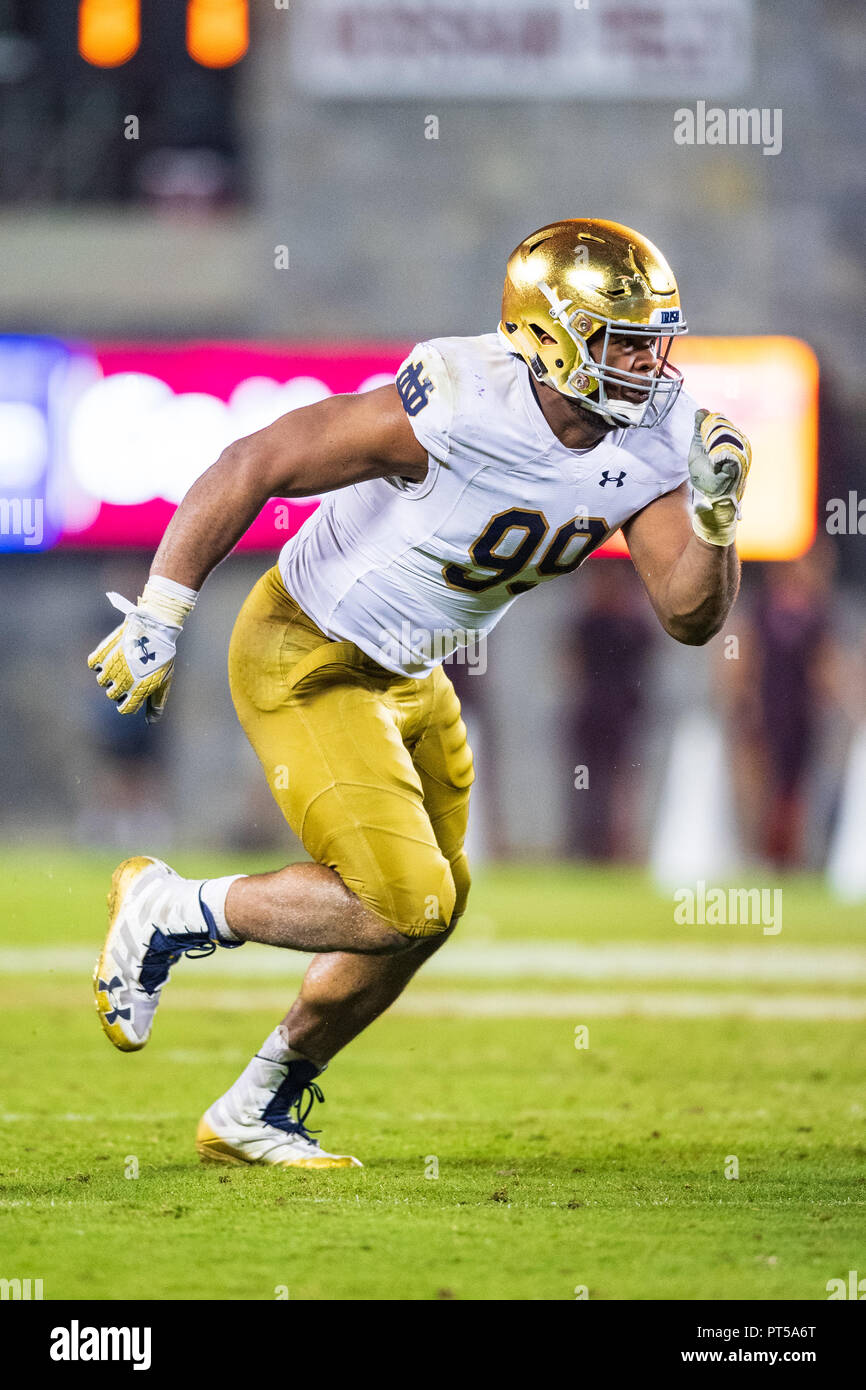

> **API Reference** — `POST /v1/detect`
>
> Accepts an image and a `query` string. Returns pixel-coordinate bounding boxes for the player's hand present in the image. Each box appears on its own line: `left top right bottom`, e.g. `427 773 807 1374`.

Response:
87 593 180 725
688 408 752 546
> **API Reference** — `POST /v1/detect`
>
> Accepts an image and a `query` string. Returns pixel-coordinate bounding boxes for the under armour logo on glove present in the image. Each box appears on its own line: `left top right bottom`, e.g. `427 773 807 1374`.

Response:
88 592 181 723
135 636 157 664
688 407 752 547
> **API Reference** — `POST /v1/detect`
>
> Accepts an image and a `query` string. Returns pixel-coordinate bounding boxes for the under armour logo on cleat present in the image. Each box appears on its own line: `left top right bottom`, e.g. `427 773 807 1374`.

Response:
99 975 131 1024
135 636 157 663
599 470 627 487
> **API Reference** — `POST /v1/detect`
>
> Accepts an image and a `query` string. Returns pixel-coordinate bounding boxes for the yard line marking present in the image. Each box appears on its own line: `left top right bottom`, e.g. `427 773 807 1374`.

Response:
3 942 866 983
392 991 866 1020
156 986 866 1020
0 1112 189 1123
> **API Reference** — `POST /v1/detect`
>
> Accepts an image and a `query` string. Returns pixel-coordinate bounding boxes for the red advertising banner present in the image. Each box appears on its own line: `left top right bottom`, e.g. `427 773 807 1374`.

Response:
59 342 406 551
0 336 816 559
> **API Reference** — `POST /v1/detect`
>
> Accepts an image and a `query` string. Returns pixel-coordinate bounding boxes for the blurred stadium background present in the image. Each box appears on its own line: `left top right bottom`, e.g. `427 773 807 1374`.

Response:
0 0 864 892
4 0 866 1305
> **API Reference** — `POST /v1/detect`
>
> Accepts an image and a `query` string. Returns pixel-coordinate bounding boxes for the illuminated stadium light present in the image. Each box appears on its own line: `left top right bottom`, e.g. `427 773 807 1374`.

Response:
187 0 249 69
78 0 141 68
79 0 249 69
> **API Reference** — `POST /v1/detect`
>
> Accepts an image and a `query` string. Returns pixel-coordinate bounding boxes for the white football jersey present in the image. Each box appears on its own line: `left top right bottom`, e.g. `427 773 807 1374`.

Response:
278 332 695 677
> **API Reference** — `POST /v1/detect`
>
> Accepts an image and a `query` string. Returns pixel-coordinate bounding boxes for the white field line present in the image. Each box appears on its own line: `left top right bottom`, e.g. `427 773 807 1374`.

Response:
160 985 866 1020
1 978 861 1020
3 941 866 983
394 990 866 1020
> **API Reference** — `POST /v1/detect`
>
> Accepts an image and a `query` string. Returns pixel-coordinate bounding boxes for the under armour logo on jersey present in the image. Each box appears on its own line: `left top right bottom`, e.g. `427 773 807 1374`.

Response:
396 361 435 416
135 636 157 663
599 470 627 488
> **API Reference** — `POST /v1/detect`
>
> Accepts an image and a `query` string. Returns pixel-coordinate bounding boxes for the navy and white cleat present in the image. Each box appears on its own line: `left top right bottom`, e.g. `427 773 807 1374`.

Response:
93 856 237 1052
197 1052 362 1170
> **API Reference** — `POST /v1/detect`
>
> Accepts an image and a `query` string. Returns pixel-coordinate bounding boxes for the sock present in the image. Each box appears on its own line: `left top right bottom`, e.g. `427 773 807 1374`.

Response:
257 1024 323 1071
199 875 246 944
214 1027 323 1126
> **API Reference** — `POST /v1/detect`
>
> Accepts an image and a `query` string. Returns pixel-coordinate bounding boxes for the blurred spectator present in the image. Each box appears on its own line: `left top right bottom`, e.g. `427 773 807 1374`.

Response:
561 558 654 860
76 687 174 848
721 541 841 867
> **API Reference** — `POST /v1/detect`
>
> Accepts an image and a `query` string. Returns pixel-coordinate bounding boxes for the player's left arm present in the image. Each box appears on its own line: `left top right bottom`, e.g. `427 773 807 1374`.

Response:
622 410 751 645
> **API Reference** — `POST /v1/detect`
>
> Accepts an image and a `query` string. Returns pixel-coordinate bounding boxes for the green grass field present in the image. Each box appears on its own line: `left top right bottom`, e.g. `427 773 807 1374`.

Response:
1 847 864 1301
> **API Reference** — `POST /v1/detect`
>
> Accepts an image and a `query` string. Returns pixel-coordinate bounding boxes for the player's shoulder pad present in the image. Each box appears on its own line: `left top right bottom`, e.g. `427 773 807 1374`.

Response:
395 334 518 462
395 340 456 460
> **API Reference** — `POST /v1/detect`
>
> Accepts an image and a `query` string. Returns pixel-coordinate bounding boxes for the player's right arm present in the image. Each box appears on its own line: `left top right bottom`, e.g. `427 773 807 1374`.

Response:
151 384 428 588
87 385 428 720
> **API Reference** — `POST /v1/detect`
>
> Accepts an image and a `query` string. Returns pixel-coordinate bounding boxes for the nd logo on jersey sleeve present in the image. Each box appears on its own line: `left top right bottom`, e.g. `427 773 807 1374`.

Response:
393 342 456 461
396 360 436 417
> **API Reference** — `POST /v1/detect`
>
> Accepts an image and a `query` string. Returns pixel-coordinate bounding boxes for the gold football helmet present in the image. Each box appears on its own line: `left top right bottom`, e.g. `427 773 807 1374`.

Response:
500 218 687 428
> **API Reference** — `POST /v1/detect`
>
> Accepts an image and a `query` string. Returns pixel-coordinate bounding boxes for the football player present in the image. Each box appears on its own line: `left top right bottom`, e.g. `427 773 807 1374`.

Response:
88 219 751 1168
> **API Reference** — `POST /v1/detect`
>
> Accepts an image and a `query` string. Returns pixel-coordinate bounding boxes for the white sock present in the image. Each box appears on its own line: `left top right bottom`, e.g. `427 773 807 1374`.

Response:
199 875 246 942
257 1024 321 1069
214 1027 323 1125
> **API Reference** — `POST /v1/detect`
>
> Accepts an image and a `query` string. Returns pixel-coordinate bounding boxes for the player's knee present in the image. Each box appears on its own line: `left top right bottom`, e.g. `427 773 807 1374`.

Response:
450 850 471 922
366 851 457 943
354 911 419 955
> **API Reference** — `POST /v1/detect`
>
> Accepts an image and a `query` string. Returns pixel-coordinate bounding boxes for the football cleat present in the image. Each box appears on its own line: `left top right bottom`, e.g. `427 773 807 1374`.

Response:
197 1052 362 1170
93 856 231 1052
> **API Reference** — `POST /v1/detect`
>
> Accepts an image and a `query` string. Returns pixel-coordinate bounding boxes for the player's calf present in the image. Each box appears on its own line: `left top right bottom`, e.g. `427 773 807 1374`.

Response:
223 858 456 954
223 862 421 955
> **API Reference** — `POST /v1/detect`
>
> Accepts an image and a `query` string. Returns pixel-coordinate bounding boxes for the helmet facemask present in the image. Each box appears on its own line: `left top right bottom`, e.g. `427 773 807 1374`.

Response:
536 280 687 429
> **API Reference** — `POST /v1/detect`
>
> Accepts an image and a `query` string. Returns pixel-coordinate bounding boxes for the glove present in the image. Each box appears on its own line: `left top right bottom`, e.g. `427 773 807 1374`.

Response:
87 576 197 724
688 408 752 547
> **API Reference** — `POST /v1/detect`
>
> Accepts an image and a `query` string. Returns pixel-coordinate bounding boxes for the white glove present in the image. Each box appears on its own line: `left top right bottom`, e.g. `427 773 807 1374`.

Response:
87 577 197 724
688 408 752 547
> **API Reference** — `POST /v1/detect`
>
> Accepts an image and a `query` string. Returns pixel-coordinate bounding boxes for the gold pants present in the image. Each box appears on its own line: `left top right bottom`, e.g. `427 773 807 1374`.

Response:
228 566 474 938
